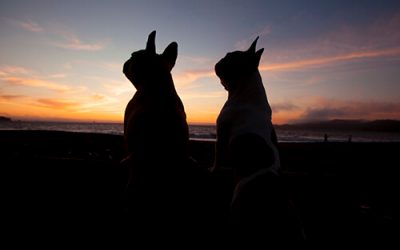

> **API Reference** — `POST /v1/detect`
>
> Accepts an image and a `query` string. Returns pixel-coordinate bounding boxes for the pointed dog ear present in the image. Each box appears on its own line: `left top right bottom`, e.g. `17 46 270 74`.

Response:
146 30 156 53
254 48 264 67
162 42 178 71
247 36 259 54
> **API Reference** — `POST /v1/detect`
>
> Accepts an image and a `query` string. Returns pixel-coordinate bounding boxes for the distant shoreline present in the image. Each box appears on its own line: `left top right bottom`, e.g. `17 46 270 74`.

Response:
2 120 400 142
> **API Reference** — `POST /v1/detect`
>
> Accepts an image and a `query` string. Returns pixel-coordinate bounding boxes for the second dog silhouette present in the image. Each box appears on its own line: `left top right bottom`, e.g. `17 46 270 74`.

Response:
122 31 209 225
213 36 280 175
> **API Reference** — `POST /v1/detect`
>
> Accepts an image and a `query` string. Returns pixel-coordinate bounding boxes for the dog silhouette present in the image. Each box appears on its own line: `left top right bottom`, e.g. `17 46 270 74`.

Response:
212 38 306 239
122 31 211 225
123 31 189 167
213 36 280 175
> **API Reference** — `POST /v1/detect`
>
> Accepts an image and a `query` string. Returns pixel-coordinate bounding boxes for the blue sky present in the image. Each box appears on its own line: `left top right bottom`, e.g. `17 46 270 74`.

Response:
1 0 400 123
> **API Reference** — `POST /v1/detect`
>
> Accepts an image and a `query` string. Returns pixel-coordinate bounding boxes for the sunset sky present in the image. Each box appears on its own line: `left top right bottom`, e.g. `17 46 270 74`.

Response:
1 0 400 124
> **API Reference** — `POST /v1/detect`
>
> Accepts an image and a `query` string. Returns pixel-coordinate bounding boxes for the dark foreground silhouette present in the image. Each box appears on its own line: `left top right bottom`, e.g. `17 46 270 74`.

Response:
0 130 397 241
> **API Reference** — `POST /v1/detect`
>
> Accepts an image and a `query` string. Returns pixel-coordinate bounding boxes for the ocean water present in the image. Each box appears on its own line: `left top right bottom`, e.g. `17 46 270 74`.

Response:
1 120 400 142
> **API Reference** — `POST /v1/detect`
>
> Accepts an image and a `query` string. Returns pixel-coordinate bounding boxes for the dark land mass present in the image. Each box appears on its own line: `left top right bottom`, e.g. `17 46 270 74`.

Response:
277 119 400 132
1 130 397 241
0 116 12 122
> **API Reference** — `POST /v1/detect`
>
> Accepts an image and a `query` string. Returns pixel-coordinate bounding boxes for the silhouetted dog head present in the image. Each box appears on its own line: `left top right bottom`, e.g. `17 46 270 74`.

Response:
215 37 264 92
123 31 178 91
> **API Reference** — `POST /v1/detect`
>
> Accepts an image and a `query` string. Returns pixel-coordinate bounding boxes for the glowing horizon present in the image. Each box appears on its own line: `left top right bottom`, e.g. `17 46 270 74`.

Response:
1 1 400 125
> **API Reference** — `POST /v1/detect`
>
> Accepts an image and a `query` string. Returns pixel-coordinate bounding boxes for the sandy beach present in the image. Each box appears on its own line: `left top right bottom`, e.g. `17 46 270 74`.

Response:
1 130 396 240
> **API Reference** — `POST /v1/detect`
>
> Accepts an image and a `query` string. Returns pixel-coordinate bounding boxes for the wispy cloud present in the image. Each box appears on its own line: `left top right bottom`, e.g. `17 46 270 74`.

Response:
91 94 106 101
260 47 400 72
235 25 272 50
78 94 120 112
10 19 44 33
0 94 25 101
271 102 300 112
9 19 107 51
3 76 84 93
51 32 106 51
48 73 67 79
49 25 107 51
36 98 81 110
32 92 119 111
272 97 400 123
270 101 304 124
0 90 120 114
62 60 122 73
0 65 86 93
0 65 32 76
260 12 400 72
174 69 215 86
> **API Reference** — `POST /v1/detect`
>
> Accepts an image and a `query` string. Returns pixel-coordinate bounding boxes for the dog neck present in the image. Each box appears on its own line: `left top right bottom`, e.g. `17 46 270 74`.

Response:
135 73 178 97
227 71 268 104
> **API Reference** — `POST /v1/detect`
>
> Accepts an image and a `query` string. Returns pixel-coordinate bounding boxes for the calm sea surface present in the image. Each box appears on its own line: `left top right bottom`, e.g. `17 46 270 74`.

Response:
1 121 400 142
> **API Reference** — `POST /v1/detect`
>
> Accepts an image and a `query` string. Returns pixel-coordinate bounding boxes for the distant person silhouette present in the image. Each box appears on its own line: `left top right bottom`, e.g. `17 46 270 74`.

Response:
121 31 210 225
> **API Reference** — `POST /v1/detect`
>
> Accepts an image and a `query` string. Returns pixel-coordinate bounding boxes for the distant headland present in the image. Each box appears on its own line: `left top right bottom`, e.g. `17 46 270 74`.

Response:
277 119 400 132
0 116 12 122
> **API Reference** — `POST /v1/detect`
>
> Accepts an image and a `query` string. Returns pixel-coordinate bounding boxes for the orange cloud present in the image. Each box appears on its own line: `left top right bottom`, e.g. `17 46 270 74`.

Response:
270 97 400 124
271 102 300 112
0 66 32 76
3 76 76 92
0 94 25 101
36 98 81 110
180 91 225 100
300 98 400 121
91 94 106 101
0 87 123 122
272 111 304 125
174 69 215 86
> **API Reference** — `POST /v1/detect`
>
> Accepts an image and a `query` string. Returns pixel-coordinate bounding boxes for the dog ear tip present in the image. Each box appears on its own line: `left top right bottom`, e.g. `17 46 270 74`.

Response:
148 30 156 40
